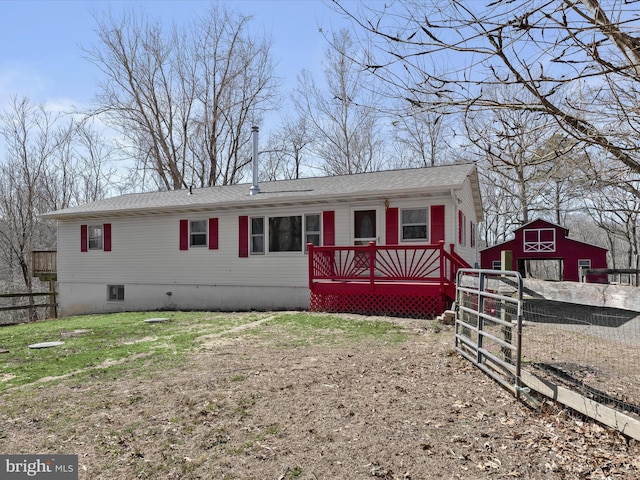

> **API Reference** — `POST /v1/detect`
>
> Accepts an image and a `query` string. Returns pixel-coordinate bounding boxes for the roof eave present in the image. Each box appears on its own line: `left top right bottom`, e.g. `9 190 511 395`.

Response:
40 183 462 221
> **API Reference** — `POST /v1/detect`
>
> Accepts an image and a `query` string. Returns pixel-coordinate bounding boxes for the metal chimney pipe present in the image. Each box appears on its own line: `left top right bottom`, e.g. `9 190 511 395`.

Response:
249 126 260 195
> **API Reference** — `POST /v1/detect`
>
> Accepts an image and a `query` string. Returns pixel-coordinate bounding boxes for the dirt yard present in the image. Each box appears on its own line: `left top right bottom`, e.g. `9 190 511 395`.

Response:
1 315 638 479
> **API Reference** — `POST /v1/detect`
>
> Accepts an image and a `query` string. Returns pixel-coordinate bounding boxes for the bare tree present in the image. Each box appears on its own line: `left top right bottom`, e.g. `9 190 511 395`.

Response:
390 100 456 168
466 87 563 226
261 115 313 181
0 99 64 317
0 98 57 300
535 134 587 225
582 178 640 270
86 5 277 190
477 167 522 247
294 29 386 175
0 98 116 319
337 0 640 178
40 119 117 213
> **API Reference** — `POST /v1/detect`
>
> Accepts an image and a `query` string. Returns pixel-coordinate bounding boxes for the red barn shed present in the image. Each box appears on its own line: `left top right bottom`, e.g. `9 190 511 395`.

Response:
480 219 608 282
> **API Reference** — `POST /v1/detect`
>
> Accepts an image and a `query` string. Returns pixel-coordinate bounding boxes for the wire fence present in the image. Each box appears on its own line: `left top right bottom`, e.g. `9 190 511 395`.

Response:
521 299 640 420
455 270 640 439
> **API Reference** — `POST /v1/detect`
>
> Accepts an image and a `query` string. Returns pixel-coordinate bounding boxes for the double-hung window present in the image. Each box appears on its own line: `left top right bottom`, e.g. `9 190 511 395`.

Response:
251 217 265 254
305 214 321 250
401 208 428 242
190 220 207 247
82 223 111 252
88 225 103 250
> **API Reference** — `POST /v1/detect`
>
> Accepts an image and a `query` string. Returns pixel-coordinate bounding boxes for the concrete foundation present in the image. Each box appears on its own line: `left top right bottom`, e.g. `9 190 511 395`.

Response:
523 279 640 312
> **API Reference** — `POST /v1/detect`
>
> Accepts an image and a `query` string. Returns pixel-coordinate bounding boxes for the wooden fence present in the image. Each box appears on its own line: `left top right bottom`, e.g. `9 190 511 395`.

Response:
32 250 57 275
0 291 57 322
583 268 640 286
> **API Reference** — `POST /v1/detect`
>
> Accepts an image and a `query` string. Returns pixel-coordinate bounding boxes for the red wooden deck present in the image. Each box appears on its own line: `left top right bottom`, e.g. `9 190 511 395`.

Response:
308 241 469 318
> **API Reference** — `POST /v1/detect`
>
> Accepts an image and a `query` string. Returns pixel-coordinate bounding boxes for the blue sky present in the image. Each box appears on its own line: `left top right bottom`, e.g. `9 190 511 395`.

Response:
0 0 352 125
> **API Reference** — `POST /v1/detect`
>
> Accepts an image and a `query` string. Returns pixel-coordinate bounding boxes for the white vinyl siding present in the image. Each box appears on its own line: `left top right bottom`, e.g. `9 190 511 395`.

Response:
452 178 481 265
55 191 479 315
58 207 330 289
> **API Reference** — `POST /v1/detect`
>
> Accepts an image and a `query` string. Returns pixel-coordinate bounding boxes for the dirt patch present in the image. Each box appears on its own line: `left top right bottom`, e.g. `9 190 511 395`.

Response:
1 316 638 479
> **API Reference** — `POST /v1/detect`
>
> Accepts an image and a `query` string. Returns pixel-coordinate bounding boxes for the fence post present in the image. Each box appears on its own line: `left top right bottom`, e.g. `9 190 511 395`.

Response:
500 250 513 363
368 241 376 290
448 242 455 280
49 279 57 318
307 243 314 290
438 241 446 292
476 271 486 365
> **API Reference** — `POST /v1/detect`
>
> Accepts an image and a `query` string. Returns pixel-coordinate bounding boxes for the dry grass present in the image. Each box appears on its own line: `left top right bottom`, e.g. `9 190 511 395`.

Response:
1 312 638 479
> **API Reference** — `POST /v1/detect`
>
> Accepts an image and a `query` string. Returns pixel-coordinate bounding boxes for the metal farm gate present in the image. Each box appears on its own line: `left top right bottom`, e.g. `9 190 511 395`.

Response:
454 269 525 398
454 268 640 441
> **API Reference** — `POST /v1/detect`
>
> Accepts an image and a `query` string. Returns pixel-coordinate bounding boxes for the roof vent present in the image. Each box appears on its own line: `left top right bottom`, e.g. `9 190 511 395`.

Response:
249 126 260 195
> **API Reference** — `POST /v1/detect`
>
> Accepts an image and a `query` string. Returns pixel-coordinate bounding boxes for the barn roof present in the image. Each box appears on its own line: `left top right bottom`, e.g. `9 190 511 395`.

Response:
42 163 483 221
481 235 608 253
480 218 608 253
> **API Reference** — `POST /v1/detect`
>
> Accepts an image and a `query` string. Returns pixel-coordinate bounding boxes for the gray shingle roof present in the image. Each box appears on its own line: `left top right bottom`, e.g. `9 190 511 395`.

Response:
42 164 481 220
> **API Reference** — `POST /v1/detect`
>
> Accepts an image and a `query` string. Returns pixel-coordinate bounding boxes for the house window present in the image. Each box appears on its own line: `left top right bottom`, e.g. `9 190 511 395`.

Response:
190 220 207 247
492 261 502 270
107 285 124 301
248 214 323 255
305 214 321 251
251 217 265 254
401 208 428 241
578 259 591 279
458 211 466 246
88 225 103 250
269 216 302 252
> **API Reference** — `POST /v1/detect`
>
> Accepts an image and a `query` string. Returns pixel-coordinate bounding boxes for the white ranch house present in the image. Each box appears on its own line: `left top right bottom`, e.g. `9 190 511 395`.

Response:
41 164 483 317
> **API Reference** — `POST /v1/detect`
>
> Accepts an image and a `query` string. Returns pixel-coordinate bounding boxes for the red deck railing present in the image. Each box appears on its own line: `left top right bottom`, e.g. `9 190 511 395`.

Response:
308 241 470 318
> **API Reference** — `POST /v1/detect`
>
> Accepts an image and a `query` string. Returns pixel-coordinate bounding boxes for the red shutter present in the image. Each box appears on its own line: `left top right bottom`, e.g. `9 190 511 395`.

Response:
80 224 88 252
430 205 445 243
104 223 112 252
322 211 335 246
385 207 398 245
179 219 189 250
208 218 219 250
239 216 249 257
